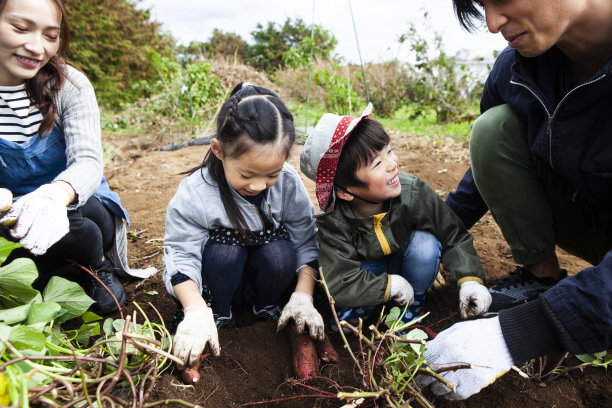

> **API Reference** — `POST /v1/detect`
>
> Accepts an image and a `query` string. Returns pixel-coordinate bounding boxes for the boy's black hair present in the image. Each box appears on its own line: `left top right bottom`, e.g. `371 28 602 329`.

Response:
187 82 295 238
452 0 485 32
334 118 390 191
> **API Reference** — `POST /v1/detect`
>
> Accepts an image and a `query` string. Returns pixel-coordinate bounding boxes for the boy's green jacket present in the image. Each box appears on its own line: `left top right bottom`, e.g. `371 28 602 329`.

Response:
316 173 484 308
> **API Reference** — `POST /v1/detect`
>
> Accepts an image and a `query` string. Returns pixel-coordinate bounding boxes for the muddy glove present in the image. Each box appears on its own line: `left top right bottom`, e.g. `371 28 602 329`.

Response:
389 274 414 306
417 316 513 400
278 292 325 341
173 306 220 370
0 188 12 212
0 184 70 256
459 281 492 319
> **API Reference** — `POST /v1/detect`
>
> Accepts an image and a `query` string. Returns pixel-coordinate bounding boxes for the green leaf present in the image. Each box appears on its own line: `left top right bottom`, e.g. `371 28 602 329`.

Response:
0 238 21 264
9 325 46 352
0 304 31 325
0 258 39 308
385 307 401 327
27 302 61 325
82 311 103 323
73 322 101 346
0 324 13 354
404 328 428 353
42 277 94 323
103 318 114 336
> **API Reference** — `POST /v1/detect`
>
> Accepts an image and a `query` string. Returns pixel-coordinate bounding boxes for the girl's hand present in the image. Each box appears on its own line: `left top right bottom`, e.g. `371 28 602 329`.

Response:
0 184 70 255
459 281 492 319
173 305 220 370
277 292 325 341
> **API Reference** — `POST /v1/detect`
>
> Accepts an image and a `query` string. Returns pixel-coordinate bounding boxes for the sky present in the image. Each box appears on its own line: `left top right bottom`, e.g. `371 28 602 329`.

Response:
137 0 508 64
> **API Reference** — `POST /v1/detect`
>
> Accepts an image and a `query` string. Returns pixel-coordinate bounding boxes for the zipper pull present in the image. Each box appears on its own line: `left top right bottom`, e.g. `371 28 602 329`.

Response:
547 116 553 137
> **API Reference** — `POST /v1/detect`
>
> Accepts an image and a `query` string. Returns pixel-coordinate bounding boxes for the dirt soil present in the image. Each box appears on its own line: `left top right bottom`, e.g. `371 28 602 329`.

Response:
105 130 610 408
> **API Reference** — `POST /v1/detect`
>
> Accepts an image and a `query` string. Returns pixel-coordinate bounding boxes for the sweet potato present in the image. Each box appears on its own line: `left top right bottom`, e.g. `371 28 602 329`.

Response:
287 322 319 381
314 334 339 363
180 356 201 384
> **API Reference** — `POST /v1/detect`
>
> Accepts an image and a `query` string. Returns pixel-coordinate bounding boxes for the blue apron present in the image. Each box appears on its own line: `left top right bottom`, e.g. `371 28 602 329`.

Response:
0 124 130 225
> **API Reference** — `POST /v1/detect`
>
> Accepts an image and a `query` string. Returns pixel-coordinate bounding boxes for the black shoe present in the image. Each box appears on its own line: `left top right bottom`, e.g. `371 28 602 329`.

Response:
489 267 567 312
252 305 281 323
214 312 237 329
88 260 126 315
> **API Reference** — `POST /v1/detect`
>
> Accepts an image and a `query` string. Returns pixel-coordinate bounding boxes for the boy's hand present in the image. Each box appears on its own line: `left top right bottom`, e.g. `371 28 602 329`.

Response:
278 291 325 341
389 275 414 306
459 281 492 318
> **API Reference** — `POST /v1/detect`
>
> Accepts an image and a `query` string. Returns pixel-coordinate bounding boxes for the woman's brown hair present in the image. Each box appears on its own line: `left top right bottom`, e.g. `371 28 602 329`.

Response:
0 0 71 136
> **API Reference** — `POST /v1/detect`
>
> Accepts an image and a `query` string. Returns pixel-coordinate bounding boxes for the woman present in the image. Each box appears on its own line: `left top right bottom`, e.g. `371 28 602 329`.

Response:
0 0 155 314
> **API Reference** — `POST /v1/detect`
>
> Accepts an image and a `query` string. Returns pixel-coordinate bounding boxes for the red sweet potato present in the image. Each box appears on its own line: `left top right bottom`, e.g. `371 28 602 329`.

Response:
180 357 201 384
314 334 339 363
287 322 319 381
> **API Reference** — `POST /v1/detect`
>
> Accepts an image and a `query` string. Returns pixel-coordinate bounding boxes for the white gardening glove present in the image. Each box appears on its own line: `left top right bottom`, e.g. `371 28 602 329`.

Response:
173 306 220 369
0 188 12 211
278 292 325 341
0 184 70 255
389 274 414 306
459 281 492 319
417 316 513 400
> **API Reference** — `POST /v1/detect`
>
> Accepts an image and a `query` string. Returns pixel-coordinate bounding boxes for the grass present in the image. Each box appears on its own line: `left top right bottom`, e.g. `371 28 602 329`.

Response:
378 106 474 144
100 100 476 149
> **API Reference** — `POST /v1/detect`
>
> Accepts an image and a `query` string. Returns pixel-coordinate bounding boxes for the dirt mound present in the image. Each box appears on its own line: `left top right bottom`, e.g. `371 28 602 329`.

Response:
105 133 609 408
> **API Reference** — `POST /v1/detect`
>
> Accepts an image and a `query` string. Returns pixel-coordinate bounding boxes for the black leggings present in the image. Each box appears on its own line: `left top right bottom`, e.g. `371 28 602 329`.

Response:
2 196 115 286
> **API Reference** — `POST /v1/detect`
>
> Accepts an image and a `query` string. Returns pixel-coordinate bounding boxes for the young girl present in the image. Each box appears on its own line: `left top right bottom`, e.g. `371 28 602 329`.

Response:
164 82 324 371
300 104 491 331
0 0 153 315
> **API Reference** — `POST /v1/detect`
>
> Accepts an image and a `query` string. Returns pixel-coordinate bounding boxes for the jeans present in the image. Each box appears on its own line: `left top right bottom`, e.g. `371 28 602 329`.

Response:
202 239 297 318
338 230 442 324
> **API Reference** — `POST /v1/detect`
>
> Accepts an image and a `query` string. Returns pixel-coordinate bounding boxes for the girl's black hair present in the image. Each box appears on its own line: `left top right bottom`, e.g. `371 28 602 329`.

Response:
452 0 485 32
334 118 390 190
188 82 295 237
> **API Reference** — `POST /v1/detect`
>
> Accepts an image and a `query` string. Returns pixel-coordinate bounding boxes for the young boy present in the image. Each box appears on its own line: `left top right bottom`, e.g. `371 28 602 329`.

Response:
300 104 490 329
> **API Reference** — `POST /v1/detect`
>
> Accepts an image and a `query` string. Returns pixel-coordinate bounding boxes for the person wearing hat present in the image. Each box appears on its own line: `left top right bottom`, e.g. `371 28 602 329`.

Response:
300 104 490 330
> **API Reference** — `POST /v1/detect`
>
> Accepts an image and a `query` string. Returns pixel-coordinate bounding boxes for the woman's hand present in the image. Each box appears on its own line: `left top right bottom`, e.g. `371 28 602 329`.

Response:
173 305 220 370
278 291 325 341
0 183 72 255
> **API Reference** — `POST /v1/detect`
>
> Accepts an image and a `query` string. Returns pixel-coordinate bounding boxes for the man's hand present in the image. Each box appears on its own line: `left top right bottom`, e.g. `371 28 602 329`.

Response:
389 274 414 306
459 281 492 319
173 306 220 370
417 316 513 400
278 292 324 341
0 184 70 255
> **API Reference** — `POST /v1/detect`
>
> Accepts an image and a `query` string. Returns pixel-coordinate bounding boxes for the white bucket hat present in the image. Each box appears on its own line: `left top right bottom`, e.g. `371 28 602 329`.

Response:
300 103 373 211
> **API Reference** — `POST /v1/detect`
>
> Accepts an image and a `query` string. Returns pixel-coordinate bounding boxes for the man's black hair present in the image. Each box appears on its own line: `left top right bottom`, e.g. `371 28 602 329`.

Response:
452 0 485 32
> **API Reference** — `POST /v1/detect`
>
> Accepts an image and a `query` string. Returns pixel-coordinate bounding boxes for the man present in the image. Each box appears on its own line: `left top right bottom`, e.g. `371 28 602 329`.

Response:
418 0 612 400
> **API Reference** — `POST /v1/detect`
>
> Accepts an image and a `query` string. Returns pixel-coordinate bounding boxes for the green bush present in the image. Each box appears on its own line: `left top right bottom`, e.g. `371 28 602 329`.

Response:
64 0 174 108
116 51 225 137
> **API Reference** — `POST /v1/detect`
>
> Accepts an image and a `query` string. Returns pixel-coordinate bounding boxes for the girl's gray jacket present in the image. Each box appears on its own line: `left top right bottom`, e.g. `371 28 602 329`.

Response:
163 162 318 298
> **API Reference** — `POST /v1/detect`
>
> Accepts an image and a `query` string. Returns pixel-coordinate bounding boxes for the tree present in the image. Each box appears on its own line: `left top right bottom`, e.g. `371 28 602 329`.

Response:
247 17 337 72
64 0 174 107
207 29 248 62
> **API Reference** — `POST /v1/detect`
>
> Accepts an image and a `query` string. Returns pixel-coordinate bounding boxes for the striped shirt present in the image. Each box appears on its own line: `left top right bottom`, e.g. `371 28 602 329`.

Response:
0 84 43 143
